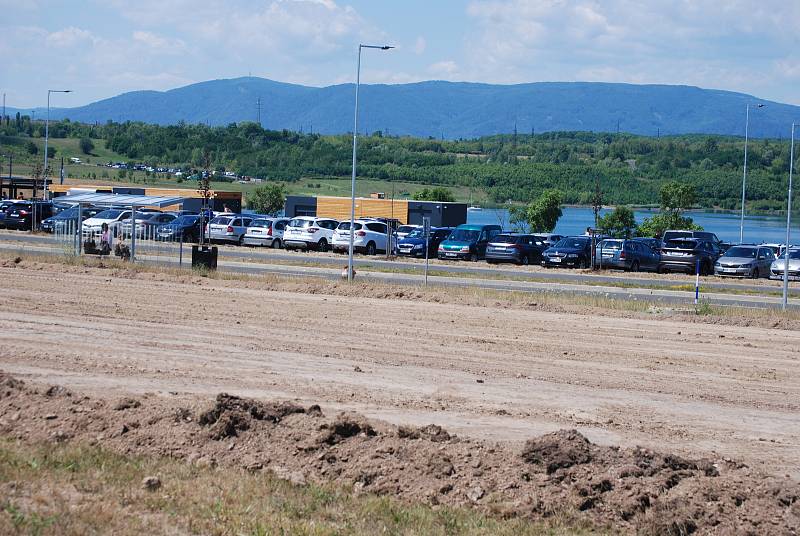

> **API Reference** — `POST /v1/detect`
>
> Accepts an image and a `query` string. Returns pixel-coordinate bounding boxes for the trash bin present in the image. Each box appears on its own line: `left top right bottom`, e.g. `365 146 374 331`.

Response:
191 245 218 270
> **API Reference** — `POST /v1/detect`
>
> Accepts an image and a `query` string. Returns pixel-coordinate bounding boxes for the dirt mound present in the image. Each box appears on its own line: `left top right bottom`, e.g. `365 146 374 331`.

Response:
0 373 798 534
521 429 592 473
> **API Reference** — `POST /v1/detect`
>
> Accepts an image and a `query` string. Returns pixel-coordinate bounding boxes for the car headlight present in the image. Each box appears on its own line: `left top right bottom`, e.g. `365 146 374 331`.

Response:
413 244 423 250
567 253 578 258
460 246 470 252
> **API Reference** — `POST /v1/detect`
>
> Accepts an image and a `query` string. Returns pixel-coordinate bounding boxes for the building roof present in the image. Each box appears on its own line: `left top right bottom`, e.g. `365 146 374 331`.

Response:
54 192 189 208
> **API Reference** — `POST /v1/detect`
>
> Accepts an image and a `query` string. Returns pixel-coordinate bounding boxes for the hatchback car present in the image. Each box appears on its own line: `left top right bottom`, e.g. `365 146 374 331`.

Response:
207 214 254 245
438 224 503 261
542 236 593 268
714 245 774 278
331 219 391 255
659 238 723 275
595 239 661 272
283 216 339 251
486 234 546 265
770 249 800 280
243 218 289 248
396 227 453 258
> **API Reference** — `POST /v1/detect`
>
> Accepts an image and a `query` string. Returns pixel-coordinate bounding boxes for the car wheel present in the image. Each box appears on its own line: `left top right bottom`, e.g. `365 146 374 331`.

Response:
318 239 329 252
487 259 497 264
578 257 589 269
237 235 244 246
469 253 479 262
751 267 759 279
365 241 376 255
701 262 711 276
521 255 530 266
272 239 282 249
657 265 666 274
630 260 640 272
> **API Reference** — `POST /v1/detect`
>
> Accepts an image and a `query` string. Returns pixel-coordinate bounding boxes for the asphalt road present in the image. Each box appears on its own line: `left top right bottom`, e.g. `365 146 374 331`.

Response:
2 230 796 296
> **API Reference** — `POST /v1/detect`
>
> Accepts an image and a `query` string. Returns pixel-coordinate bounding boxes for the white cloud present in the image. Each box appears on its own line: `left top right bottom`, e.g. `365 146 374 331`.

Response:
428 60 460 78
132 31 185 53
46 26 94 48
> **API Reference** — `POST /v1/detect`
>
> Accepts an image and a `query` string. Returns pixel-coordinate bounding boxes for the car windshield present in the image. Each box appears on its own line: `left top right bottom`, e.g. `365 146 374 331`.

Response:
554 237 589 249
665 239 698 249
288 218 313 228
448 229 480 242
724 247 757 258
210 216 233 225
786 250 800 260
250 219 272 228
173 216 199 225
337 222 362 231
93 209 125 220
663 231 692 241
406 228 426 238
397 226 417 234
491 235 519 244
598 240 623 250
53 207 79 219
128 213 158 221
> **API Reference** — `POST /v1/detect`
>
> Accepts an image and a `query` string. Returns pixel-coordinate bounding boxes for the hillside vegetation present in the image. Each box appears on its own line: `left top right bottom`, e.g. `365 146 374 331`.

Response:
1 117 796 213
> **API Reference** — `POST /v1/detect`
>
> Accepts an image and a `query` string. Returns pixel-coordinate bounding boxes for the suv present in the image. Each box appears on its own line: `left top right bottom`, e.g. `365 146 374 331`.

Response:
207 214 254 245
659 238 723 275
331 219 391 255
438 224 503 261
663 230 728 251
243 217 289 248
3 201 54 231
284 216 339 251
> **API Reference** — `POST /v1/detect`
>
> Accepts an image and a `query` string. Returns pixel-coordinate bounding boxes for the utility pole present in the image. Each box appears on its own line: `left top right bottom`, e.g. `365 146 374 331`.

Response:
513 122 518 148
256 96 262 126
2 93 5 122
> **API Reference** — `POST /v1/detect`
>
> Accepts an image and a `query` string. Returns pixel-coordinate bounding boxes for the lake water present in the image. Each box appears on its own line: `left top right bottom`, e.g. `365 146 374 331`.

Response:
466 207 799 244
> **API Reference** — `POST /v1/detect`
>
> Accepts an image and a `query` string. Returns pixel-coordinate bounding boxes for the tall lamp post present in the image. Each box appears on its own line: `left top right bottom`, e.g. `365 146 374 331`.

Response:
783 123 796 310
740 102 765 243
43 89 71 199
347 44 393 282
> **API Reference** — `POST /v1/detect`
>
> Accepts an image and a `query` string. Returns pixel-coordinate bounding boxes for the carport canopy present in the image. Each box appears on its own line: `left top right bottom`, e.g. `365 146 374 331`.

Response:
55 192 191 208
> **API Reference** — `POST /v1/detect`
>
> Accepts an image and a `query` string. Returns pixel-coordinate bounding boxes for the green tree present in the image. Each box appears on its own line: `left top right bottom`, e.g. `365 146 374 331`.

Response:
638 182 701 237
660 181 696 215
26 141 38 155
247 183 286 215
598 206 637 238
46 146 56 158
412 186 456 202
523 189 563 232
79 137 95 155
638 213 701 238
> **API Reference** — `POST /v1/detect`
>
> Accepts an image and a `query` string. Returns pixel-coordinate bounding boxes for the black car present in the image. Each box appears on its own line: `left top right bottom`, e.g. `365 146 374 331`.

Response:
486 234 546 265
541 236 593 268
659 238 724 275
631 236 663 253
3 201 54 231
41 205 104 233
396 227 453 258
155 215 203 242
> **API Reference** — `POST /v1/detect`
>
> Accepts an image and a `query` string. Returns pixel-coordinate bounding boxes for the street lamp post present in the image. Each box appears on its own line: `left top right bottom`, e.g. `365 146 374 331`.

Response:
347 44 393 282
43 89 71 199
783 123 796 310
740 102 765 243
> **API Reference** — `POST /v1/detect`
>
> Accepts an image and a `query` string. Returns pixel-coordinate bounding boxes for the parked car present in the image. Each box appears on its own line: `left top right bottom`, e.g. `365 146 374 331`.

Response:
331 219 391 255
662 230 729 252
283 216 339 251
3 201 55 230
631 236 663 253
713 245 774 278
0 200 25 229
486 234 546 265
120 212 177 239
243 217 289 248
396 227 453 258
541 236 593 268
770 249 800 280
207 214 254 245
395 225 420 241
437 224 503 261
594 239 660 272
156 215 203 242
41 206 104 233
82 208 160 237
659 238 723 275
531 233 564 247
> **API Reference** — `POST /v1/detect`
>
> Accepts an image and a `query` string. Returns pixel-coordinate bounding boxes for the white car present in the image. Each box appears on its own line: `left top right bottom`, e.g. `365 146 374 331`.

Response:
770 248 800 280
331 219 392 255
283 216 339 251
243 217 290 248
82 208 133 237
207 214 254 245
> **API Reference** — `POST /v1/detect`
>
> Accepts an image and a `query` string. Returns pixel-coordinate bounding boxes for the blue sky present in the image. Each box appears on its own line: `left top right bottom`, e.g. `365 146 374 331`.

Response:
2 0 799 108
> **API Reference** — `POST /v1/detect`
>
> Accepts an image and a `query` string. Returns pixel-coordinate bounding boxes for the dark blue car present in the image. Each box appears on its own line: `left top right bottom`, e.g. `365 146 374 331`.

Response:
541 236 593 268
396 227 453 258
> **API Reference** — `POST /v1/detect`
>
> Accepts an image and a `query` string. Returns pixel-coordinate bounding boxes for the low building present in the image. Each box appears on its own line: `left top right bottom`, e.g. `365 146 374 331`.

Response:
49 185 242 212
284 195 467 227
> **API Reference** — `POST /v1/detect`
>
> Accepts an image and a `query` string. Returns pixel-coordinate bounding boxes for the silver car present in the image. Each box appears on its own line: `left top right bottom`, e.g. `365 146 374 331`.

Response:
714 245 775 278
770 249 800 280
243 217 289 248
207 214 254 245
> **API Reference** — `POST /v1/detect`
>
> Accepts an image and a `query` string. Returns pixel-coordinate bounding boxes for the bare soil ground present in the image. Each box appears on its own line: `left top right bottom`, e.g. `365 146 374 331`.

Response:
0 257 799 533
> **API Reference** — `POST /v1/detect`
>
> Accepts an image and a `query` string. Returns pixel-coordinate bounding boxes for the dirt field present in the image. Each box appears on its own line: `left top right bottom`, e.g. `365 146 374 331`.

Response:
0 257 799 532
